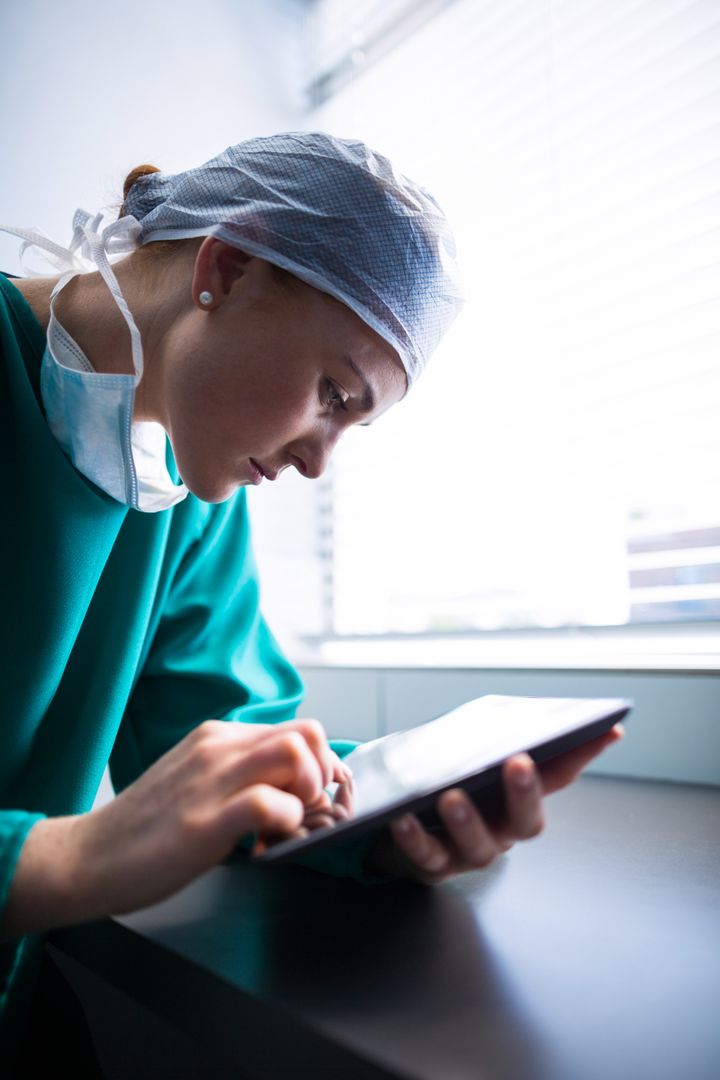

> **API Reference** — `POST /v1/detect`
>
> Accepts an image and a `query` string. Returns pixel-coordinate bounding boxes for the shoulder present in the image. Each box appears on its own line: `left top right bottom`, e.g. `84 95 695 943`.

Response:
0 273 47 413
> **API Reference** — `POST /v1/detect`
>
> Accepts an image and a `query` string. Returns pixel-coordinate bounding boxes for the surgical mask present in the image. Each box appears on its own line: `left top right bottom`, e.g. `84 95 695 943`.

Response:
1 211 188 512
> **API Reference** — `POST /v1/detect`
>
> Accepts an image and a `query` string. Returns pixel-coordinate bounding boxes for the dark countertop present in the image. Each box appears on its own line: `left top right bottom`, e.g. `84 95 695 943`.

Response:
51 775 720 1079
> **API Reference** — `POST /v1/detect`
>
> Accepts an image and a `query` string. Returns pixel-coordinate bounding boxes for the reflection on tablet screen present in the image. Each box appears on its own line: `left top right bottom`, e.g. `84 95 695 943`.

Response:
345 695 624 816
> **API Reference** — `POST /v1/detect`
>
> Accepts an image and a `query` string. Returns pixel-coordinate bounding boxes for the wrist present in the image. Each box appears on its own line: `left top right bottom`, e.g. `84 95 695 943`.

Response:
1 814 94 939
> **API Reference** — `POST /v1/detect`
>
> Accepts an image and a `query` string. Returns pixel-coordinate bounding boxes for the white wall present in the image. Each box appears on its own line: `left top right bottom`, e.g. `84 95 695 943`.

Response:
0 0 306 272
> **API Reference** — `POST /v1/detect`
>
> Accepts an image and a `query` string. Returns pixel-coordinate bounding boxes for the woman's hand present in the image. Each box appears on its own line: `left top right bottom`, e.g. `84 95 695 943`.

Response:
363 724 625 884
1 718 349 939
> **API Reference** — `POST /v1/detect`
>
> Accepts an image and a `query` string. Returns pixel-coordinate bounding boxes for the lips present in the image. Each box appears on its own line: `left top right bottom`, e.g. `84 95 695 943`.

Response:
249 459 264 485
250 459 279 482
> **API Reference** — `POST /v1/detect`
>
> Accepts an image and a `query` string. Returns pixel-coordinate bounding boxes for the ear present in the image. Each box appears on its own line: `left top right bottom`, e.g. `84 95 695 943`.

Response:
191 237 253 309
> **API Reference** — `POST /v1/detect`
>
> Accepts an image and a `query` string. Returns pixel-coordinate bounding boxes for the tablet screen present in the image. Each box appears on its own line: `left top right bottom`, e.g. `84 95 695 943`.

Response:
254 694 631 863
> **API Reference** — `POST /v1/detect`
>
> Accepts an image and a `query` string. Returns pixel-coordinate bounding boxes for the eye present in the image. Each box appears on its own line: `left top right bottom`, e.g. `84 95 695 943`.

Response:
322 378 348 412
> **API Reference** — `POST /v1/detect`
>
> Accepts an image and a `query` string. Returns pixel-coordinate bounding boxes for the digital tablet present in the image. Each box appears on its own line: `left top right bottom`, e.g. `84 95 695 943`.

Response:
253 694 632 864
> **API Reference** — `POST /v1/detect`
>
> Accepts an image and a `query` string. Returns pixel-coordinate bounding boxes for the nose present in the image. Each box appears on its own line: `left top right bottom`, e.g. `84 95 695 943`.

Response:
291 431 339 480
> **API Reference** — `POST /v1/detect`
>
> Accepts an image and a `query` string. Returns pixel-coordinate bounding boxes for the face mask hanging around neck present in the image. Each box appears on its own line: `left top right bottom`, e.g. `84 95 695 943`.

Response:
1 213 189 512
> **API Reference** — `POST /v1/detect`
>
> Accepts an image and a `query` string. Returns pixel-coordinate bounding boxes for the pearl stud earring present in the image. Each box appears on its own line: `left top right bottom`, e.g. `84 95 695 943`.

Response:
199 290 214 306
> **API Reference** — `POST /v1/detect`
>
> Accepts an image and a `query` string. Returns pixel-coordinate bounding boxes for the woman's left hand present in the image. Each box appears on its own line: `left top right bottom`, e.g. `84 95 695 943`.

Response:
363 724 625 884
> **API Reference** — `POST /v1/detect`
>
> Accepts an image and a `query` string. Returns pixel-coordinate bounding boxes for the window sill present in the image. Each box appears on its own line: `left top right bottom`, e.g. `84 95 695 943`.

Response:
293 629 720 674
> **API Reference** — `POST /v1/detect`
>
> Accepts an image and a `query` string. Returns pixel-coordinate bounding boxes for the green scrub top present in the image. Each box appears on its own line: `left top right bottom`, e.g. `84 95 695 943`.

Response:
0 273 385 1052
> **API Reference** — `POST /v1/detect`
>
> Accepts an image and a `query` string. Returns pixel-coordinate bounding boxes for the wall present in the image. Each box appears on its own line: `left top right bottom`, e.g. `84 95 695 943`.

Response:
0 0 306 272
299 665 720 787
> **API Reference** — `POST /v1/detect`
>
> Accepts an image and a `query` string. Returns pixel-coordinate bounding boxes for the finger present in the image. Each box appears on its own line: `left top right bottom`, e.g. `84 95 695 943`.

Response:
215 718 341 790
274 719 344 788
329 799 351 822
222 783 305 842
186 720 340 793
252 825 310 858
303 790 353 832
436 789 505 868
223 730 325 806
333 777 355 816
502 755 545 840
539 724 625 795
304 790 334 815
334 754 354 785
303 810 337 832
276 725 353 788
389 814 452 878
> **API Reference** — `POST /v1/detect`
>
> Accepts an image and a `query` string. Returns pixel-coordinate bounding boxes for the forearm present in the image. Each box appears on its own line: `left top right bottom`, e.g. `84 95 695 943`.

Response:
1 718 354 942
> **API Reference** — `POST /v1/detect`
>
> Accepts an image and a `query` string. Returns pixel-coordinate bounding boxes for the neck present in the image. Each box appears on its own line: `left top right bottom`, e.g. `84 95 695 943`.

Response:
12 275 55 334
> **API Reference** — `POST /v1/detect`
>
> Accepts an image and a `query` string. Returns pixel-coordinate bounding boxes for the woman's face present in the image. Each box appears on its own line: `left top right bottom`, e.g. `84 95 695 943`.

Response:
154 243 408 503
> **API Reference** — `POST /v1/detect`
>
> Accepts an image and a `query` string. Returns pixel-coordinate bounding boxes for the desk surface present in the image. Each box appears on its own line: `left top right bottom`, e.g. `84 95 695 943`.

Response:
52 776 720 1080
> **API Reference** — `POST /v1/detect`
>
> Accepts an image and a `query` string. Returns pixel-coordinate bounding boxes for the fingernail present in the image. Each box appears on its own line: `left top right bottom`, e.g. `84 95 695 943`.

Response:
514 760 535 789
395 815 414 836
447 799 469 824
425 853 449 873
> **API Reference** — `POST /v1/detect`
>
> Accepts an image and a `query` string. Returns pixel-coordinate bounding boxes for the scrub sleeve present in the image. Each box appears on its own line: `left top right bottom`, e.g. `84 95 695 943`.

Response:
0 273 393 1059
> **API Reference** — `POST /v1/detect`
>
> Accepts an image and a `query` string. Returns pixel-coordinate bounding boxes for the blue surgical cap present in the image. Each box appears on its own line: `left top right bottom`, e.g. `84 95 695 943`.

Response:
124 131 464 388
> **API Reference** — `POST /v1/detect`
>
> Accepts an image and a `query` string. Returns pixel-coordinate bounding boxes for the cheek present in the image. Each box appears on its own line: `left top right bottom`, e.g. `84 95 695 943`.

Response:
168 341 245 435
164 322 320 465
242 374 319 443
161 365 239 497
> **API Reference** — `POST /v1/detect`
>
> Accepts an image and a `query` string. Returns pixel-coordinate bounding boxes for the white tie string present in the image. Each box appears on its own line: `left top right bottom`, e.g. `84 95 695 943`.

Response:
0 210 145 380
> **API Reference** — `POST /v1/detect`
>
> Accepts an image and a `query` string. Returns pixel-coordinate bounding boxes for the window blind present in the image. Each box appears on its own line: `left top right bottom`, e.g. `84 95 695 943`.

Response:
305 0 459 105
298 0 720 638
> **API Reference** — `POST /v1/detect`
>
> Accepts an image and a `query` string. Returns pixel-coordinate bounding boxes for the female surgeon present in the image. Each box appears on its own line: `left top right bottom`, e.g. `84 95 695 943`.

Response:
0 132 622 1061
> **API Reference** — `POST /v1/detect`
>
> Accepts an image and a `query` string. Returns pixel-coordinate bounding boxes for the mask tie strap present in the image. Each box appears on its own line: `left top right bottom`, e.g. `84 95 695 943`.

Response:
0 223 93 276
0 212 144 382
72 210 145 383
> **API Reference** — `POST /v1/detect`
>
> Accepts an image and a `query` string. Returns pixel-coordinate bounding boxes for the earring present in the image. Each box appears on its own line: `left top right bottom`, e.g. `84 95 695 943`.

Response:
199 290 214 306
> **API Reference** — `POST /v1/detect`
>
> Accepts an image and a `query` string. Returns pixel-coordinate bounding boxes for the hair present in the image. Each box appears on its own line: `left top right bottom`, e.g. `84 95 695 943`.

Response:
121 163 160 217
120 165 180 261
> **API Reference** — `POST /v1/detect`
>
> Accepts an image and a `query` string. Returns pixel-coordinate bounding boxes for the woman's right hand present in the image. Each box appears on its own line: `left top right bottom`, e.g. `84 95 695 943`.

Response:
1 718 349 939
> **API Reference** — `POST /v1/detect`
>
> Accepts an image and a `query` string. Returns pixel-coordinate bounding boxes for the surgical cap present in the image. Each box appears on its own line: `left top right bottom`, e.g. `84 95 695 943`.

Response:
124 131 464 388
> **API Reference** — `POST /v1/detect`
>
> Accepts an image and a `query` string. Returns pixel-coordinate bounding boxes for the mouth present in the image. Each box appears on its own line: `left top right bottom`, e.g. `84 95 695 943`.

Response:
250 459 279 483
249 459 264 485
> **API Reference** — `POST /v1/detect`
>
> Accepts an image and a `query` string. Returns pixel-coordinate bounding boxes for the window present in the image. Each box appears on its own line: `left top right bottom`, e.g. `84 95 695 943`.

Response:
251 0 720 651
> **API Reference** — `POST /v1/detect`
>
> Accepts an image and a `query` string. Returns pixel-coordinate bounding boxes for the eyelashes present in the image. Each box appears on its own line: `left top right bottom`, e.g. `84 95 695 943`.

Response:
322 378 348 412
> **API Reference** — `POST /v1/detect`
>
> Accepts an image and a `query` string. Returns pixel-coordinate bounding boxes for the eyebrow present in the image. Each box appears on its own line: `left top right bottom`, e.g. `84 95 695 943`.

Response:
342 354 376 420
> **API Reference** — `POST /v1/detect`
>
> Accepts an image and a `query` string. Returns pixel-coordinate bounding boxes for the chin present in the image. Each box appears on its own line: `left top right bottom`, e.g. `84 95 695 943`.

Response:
183 473 238 504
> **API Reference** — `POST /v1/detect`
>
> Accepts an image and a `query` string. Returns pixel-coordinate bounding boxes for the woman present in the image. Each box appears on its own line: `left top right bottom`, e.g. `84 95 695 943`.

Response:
0 132 622 1060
